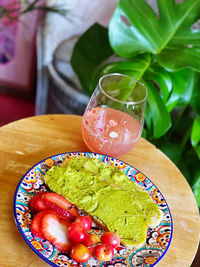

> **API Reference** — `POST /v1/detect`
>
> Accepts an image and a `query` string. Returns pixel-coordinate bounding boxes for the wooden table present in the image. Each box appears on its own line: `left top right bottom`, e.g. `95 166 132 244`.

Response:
0 114 199 267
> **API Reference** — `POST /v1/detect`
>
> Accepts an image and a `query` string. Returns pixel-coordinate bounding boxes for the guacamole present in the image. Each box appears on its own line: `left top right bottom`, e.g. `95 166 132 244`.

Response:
44 157 162 246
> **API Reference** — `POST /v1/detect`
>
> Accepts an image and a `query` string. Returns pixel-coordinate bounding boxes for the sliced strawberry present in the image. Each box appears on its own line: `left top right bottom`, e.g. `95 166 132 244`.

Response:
29 191 48 214
43 192 79 221
41 213 72 252
57 213 74 224
30 210 49 238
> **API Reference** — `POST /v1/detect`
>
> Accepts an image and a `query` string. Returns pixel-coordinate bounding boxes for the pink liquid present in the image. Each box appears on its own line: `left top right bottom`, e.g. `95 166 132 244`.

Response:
81 107 142 157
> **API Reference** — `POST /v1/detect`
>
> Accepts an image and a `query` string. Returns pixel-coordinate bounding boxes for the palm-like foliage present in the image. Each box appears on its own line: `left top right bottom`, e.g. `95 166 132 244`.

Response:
71 0 200 206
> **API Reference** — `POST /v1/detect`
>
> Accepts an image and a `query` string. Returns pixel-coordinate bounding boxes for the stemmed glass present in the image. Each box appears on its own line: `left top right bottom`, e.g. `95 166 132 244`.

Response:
81 73 147 157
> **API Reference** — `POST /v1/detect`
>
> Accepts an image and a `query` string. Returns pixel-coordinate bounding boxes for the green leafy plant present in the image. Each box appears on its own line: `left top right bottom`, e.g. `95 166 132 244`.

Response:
71 0 200 207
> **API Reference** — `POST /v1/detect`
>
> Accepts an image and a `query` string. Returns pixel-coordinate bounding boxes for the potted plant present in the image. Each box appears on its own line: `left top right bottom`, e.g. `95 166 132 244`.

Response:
70 0 200 207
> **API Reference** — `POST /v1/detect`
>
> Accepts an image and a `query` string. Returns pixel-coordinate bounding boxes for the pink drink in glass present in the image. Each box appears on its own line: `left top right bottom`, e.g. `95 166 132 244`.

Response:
81 73 147 157
82 106 142 157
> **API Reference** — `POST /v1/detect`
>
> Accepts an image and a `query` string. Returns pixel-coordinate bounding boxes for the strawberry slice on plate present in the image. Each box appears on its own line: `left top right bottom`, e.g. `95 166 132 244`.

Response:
41 212 72 252
30 210 49 238
43 192 79 221
29 191 48 214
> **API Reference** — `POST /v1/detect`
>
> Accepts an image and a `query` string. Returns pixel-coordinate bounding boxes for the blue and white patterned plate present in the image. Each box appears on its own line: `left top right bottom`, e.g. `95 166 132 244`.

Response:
13 152 173 267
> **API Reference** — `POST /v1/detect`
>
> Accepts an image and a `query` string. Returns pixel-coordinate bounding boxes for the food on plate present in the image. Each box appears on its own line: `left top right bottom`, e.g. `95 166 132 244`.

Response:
28 156 162 263
67 221 87 243
94 243 114 261
29 191 48 214
83 233 100 253
30 210 49 238
28 191 79 222
75 215 92 231
44 156 162 247
100 231 120 249
43 192 79 221
29 193 117 263
40 211 72 252
71 243 91 263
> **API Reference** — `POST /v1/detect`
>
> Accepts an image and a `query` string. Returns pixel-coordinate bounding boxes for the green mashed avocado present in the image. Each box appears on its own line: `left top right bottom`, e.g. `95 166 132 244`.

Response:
44 157 162 246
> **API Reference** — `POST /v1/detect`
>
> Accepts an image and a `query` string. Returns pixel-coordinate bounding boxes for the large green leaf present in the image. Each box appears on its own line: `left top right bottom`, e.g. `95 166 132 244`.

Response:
95 54 151 79
155 47 200 72
166 30 200 47
177 149 198 185
70 23 113 95
145 82 171 138
93 53 151 89
166 69 196 112
144 65 172 102
109 0 200 71
109 1 160 55
191 116 200 158
144 103 152 134
192 169 200 207
190 74 200 115
159 142 182 165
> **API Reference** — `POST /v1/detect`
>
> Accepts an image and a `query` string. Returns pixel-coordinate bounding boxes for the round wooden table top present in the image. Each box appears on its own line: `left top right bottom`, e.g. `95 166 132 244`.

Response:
0 114 199 267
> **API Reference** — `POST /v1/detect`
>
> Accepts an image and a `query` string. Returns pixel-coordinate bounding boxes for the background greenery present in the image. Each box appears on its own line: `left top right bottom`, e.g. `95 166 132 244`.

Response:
71 0 200 207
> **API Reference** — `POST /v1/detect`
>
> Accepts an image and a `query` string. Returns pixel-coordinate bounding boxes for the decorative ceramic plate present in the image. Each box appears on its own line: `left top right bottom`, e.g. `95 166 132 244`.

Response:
13 152 173 267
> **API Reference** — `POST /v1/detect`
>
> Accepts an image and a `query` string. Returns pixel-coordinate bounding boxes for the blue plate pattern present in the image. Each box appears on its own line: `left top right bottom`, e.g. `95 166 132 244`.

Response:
13 152 173 267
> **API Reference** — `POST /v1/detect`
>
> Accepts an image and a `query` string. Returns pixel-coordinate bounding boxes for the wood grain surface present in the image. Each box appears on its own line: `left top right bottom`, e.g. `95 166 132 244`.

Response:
0 114 199 267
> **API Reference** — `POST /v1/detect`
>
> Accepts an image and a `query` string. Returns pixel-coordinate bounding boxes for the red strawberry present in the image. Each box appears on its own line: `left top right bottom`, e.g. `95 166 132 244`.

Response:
57 213 74 224
41 212 72 252
43 193 79 221
29 191 48 214
30 210 49 238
